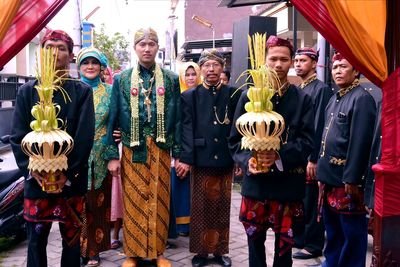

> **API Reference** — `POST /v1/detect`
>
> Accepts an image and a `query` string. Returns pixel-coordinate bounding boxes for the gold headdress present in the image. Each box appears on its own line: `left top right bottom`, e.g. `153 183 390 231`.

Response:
134 27 158 45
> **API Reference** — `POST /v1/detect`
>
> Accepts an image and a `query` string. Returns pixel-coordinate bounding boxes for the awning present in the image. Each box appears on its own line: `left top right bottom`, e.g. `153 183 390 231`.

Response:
182 38 232 51
0 0 68 69
218 0 284 8
180 38 232 62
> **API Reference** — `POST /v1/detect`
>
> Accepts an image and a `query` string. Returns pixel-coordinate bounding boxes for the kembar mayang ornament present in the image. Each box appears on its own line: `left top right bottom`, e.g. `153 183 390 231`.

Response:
235 33 285 172
21 47 74 192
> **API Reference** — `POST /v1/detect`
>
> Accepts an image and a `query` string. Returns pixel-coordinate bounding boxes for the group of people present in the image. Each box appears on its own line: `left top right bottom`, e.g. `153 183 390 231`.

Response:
9 25 378 267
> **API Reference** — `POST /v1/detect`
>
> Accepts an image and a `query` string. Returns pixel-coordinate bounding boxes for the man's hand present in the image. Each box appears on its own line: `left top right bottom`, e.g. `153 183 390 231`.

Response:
234 164 244 177
306 161 317 180
175 159 190 178
248 150 277 174
108 159 121 177
31 170 46 188
344 183 359 195
113 130 122 144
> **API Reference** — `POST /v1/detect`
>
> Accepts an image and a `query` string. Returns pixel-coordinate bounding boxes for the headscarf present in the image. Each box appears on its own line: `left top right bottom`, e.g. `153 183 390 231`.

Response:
296 47 319 61
266 35 294 57
76 47 108 87
179 62 201 92
198 49 225 67
134 27 158 45
103 67 113 85
41 29 74 53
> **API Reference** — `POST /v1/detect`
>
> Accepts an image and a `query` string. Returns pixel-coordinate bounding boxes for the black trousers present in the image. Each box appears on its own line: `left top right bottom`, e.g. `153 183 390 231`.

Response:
248 231 292 267
293 182 325 254
27 221 81 267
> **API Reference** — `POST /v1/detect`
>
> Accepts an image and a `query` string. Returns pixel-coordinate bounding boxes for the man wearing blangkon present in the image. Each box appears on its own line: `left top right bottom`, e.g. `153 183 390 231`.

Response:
317 52 376 267
10 29 95 267
106 28 181 267
229 36 315 267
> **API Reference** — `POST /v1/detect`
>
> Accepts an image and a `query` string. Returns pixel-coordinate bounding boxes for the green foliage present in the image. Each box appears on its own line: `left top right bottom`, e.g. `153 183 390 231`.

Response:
93 24 130 71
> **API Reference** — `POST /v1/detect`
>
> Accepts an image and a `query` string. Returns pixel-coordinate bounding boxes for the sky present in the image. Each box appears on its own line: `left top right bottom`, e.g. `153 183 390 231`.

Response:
81 0 173 47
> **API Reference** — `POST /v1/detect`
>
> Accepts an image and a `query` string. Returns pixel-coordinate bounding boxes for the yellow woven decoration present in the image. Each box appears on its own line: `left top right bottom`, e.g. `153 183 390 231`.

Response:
235 33 285 171
21 47 74 192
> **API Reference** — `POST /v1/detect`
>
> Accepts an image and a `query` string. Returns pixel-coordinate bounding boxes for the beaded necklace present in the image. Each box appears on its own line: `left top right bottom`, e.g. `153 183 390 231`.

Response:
129 64 166 146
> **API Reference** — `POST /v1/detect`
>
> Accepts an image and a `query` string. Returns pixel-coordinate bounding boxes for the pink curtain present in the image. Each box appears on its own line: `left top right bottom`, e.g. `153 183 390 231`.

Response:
373 69 400 216
0 0 68 69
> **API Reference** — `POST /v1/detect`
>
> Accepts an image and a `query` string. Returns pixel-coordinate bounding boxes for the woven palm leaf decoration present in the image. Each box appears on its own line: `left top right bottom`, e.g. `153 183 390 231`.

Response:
235 33 285 171
21 47 74 192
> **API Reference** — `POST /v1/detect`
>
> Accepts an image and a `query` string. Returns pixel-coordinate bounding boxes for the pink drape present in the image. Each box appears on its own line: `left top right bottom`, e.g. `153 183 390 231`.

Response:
373 69 400 216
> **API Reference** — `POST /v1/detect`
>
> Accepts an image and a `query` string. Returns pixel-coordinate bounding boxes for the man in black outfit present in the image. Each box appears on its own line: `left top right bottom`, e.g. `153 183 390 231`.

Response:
10 30 94 267
292 47 333 259
229 36 315 267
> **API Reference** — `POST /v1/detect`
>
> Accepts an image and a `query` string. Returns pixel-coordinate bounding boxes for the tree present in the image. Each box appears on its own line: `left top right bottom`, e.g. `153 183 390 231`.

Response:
93 24 130 71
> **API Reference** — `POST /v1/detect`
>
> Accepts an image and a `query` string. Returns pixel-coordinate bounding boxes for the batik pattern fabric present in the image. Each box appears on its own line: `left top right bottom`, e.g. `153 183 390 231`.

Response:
319 184 366 215
23 196 84 246
80 173 112 257
239 196 303 256
120 137 170 259
87 82 116 190
189 167 233 255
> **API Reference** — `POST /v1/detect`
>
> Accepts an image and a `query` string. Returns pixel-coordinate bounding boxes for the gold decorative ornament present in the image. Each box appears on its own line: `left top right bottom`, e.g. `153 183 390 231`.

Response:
129 64 166 147
21 47 74 193
235 33 285 172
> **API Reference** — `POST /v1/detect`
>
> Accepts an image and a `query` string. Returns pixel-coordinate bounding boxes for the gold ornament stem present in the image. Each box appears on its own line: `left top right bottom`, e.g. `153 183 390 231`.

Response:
42 171 59 192
253 150 270 173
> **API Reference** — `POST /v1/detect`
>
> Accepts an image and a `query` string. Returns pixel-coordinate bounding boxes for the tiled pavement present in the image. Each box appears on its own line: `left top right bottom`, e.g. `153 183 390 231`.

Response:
0 190 372 267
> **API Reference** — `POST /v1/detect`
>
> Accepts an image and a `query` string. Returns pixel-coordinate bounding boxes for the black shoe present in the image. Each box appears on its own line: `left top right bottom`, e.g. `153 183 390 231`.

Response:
213 255 232 267
191 255 207 267
166 241 177 249
293 250 322 259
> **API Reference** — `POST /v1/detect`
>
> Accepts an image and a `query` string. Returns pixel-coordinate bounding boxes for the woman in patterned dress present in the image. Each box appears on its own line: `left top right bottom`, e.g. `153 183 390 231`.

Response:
77 47 117 267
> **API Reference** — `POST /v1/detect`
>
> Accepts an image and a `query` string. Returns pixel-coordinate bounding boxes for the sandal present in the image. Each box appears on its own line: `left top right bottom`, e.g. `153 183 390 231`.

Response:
111 240 122 249
87 255 100 267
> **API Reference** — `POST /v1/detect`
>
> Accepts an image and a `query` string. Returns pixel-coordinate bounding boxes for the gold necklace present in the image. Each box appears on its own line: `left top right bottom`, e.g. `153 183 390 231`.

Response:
139 73 156 122
213 105 230 125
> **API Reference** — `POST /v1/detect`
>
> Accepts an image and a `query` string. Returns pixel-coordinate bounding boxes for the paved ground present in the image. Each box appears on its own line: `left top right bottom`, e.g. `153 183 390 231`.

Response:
0 149 372 267
0 189 373 267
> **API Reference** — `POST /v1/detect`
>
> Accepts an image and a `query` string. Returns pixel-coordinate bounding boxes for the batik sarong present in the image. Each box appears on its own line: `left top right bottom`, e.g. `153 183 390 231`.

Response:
121 137 170 259
189 167 233 255
239 197 303 256
23 196 84 246
81 173 112 257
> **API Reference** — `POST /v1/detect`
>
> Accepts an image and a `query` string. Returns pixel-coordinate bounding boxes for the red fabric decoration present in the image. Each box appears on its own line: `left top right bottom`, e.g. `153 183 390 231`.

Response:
373 68 400 217
296 47 319 61
290 0 383 87
332 52 345 63
266 35 294 55
0 0 68 69
41 29 74 52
